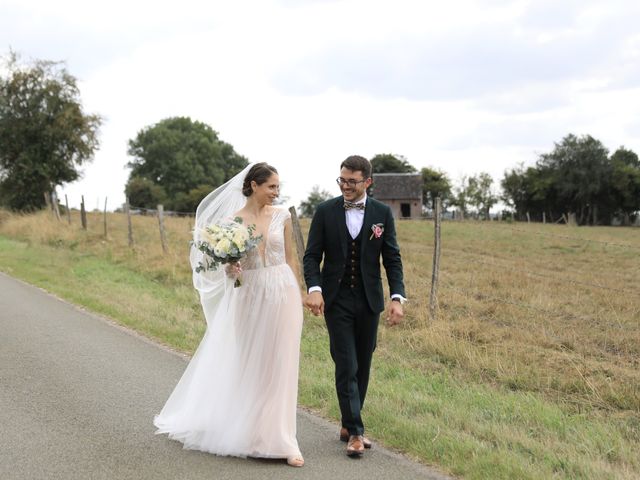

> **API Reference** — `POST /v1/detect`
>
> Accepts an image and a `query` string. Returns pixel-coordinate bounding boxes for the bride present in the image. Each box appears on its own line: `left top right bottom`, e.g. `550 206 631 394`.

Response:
154 163 305 467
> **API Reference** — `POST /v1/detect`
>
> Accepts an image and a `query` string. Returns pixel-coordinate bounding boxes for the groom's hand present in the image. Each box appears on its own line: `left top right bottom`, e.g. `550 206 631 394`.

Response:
386 301 404 327
305 291 325 316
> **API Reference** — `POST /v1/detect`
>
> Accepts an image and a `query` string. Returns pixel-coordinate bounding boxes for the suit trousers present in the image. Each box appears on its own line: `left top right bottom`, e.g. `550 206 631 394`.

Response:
324 281 380 436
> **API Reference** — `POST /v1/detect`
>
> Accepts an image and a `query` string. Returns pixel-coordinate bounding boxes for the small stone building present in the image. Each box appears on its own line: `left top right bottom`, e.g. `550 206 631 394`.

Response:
370 173 423 219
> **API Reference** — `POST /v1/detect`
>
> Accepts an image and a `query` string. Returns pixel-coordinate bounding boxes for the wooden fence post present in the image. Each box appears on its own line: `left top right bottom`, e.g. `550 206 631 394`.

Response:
125 197 134 248
65 194 71 225
157 204 168 254
103 197 108 238
429 197 442 321
80 195 87 230
52 191 61 221
526 212 530 223
288 206 306 290
542 211 546 224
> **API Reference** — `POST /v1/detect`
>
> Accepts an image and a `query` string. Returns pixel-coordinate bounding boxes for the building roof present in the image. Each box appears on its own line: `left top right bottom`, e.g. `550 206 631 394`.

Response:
371 173 422 200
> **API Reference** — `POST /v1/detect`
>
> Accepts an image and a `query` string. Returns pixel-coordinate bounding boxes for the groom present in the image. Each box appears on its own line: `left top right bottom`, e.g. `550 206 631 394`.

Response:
303 155 405 458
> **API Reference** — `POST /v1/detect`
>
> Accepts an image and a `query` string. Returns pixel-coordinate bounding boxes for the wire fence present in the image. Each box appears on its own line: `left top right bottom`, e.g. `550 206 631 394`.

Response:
420 200 640 329
48 194 638 326
127 205 196 217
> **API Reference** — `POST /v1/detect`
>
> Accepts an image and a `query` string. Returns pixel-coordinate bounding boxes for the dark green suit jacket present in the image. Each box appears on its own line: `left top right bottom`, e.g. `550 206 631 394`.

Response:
303 196 405 314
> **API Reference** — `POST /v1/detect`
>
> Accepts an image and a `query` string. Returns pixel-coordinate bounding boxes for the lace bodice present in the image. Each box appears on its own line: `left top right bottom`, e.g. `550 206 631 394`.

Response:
242 208 290 270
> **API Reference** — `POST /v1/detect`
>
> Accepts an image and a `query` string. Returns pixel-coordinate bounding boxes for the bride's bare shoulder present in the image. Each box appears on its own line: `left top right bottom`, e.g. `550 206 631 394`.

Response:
231 209 247 221
272 206 290 216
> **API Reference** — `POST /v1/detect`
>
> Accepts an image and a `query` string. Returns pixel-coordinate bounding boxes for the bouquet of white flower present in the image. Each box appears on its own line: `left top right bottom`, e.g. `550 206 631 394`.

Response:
193 217 262 287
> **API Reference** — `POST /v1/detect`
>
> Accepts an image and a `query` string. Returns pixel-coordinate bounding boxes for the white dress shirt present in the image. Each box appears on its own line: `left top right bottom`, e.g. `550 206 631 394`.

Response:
345 195 366 239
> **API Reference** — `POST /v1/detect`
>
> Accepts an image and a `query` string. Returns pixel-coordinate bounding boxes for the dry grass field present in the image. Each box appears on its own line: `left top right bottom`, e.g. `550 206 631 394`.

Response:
1 208 639 479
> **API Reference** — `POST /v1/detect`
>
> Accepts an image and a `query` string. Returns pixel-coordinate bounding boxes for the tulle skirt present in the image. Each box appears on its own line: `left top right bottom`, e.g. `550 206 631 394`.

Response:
154 263 303 458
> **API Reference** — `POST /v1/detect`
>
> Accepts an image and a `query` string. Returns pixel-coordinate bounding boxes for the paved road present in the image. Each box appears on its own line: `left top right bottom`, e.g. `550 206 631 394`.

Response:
0 272 452 480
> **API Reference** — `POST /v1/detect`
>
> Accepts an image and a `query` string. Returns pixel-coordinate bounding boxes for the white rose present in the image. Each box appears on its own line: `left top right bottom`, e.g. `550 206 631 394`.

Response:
214 237 232 257
233 229 248 248
199 228 216 246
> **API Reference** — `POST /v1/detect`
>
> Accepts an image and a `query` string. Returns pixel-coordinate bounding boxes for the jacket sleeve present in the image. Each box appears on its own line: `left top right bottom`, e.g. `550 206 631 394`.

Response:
381 206 405 298
303 204 325 290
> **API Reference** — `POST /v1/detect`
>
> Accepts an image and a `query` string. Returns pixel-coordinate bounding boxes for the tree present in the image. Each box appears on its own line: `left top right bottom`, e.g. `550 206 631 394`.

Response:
500 136 640 225
609 147 640 225
125 176 167 209
298 185 332 217
421 167 452 209
466 172 497 219
501 165 527 215
501 164 551 221
537 134 610 225
451 176 470 217
126 117 247 210
370 153 417 173
171 184 217 213
0 51 102 211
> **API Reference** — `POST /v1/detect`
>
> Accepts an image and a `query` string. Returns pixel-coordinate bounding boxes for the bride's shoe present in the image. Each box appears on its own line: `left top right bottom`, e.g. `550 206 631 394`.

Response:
286 455 305 467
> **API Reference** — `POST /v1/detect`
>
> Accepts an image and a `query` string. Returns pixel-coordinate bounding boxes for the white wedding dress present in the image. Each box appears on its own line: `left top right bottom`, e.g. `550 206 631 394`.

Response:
154 207 303 459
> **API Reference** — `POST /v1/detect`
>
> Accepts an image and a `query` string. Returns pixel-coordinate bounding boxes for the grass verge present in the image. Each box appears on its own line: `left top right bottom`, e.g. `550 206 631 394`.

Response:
1 233 638 479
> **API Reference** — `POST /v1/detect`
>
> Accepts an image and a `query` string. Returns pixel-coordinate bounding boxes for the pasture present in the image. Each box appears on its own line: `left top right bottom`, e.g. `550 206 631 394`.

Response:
1 209 638 479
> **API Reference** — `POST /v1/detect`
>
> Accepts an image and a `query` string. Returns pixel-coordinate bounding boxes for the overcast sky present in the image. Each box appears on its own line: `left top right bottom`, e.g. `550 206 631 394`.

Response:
2 0 640 210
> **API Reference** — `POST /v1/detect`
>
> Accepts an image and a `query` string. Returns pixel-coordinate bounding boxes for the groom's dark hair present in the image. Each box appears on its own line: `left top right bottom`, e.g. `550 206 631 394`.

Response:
243 162 278 197
341 155 372 179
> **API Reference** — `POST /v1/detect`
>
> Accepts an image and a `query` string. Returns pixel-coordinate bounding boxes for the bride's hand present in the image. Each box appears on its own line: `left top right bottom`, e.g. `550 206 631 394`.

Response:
225 261 242 278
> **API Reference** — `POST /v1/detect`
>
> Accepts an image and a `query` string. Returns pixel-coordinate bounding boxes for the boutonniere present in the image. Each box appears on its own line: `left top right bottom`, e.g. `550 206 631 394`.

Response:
369 223 384 240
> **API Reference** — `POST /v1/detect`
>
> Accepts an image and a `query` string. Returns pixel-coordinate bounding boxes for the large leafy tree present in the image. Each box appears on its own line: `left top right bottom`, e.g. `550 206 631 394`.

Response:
0 52 102 211
537 134 610 225
501 165 552 221
421 166 452 209
501 165 528 217
298 185 332 217
501 135 640 225
609 147 640 225
370 153 417 173
126 117 248 210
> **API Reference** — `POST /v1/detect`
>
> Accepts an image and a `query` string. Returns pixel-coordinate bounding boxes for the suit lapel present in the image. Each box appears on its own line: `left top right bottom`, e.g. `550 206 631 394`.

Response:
334 197 349 259
360 198 374 252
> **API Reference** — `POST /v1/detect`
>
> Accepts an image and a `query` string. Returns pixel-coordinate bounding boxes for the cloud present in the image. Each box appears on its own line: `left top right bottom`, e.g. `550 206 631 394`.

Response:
271 0 638 106
2 0 640 210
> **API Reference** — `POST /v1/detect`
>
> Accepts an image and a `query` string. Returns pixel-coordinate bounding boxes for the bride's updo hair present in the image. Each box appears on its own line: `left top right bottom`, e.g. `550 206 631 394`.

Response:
242 162 278 197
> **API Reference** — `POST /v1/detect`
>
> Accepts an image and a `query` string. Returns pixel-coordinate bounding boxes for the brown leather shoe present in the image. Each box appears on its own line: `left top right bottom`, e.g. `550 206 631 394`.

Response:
340 427 372 449
346 435 365 457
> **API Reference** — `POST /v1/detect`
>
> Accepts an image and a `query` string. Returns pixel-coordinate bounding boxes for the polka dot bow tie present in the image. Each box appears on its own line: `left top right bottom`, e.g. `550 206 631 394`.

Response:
344 201 365 210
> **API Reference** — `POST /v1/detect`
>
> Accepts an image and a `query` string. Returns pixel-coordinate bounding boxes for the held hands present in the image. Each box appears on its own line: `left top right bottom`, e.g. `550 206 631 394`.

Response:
386 301 404 327
304 291 325 316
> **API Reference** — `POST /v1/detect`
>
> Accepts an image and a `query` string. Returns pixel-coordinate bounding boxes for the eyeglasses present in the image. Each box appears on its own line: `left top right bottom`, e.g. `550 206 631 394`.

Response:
336 177 367 187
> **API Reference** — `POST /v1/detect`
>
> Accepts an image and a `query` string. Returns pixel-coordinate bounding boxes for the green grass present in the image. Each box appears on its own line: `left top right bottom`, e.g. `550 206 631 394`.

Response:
1 209 639 479
1 232 639 479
